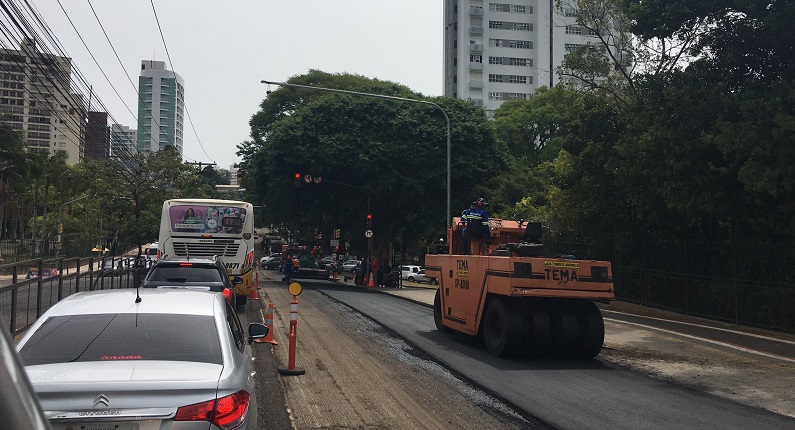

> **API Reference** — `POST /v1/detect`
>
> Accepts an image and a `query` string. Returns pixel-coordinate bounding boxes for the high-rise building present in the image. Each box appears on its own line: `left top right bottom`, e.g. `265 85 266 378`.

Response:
0 38 84 164
444 1 605 117
110 124 137 158
84 111 109 160
136 60 184 154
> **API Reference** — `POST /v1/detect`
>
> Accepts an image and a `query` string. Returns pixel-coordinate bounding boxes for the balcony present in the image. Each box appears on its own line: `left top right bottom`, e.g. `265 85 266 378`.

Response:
469 44 484 53
469 80 484 89
470 7 483 16
469 62 483 71
470 25 483 35
470 98 484 107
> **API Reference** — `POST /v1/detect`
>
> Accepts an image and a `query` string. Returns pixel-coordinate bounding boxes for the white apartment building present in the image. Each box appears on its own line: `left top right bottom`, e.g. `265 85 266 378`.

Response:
444 1 601 117
136 60 184 154
0 38 84 164
110 124 137 158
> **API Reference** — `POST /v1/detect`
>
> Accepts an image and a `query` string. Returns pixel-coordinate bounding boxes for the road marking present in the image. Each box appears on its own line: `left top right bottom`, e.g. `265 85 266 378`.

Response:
603 310 795 345
604 317 795 364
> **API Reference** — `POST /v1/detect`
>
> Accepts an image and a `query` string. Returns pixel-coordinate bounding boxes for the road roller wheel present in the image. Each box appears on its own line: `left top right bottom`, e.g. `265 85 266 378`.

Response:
522 304 552 358
483 297 522 358
576 301 605 358
548 303 579 357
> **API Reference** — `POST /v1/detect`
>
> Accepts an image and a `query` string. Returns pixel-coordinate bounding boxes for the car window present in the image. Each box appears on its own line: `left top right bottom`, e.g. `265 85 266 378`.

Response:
225 301 245 352
18 314 222 365
147 264 224 282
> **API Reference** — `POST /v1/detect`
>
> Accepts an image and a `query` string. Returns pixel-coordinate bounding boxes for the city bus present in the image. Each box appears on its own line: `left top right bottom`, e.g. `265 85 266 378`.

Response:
158 199 255 304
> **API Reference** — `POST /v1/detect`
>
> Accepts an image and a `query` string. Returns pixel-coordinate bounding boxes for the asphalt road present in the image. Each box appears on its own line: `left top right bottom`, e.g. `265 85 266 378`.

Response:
267 277 795 430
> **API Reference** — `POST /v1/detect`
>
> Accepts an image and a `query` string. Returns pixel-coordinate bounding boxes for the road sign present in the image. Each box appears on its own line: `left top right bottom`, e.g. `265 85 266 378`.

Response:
365 229 373 238
330 239 339 247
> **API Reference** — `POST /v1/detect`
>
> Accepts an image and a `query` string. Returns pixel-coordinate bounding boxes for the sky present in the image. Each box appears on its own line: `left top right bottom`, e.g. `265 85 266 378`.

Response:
28 0 444 169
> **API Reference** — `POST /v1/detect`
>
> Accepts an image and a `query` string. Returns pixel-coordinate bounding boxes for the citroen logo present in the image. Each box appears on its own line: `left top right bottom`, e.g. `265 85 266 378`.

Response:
93 394 109 407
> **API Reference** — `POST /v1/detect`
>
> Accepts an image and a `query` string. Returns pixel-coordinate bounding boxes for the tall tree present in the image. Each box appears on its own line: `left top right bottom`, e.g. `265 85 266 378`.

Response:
242 71 499 248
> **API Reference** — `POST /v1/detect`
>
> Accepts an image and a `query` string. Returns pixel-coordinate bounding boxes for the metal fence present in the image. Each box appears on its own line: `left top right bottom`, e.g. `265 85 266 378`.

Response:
0 256 151 336
0 239 58 264
551 236 795 333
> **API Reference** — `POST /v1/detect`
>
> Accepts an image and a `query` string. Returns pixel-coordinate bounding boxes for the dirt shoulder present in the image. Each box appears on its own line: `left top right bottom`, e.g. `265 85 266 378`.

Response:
598 301 795 418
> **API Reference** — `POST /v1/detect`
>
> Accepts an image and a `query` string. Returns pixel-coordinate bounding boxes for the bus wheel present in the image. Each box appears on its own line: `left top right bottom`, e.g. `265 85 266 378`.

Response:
483 297 522 358
434 289 453 333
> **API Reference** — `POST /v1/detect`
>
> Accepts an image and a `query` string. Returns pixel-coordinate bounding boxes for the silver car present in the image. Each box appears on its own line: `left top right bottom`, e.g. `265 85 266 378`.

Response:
16 289 269 430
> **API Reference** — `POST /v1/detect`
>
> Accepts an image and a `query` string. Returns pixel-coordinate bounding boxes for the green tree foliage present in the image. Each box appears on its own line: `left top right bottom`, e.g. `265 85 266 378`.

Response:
241 71 499 247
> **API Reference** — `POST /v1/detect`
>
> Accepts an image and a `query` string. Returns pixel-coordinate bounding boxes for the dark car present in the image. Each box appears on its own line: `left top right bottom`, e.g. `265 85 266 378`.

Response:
142 256 242 308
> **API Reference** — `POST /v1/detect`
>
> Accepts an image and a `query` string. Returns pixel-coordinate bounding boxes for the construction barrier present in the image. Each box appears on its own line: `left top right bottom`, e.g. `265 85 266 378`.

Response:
278 285 305 376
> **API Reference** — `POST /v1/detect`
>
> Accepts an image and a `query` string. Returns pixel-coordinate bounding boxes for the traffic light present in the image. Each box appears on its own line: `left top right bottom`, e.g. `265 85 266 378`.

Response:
294 173 301 187
366 213 372 229
334 228 341 239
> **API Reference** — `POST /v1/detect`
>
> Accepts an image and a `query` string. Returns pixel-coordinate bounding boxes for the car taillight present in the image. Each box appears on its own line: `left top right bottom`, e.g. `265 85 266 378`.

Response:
179 263 193 267
214 391 250 428
223 288 233 301
175 390 250 429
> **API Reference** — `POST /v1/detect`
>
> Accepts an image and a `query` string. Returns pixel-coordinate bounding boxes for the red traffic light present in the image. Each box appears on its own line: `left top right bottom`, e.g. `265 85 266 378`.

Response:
366 214 372 220
295 173 301 179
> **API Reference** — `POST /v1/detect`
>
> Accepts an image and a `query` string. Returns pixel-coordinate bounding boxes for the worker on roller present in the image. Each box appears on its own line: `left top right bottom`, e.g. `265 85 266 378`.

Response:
461 198 491 254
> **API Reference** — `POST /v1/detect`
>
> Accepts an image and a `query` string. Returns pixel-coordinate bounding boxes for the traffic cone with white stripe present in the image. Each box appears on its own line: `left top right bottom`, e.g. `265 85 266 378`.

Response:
256 302 278 344
250 269 260 300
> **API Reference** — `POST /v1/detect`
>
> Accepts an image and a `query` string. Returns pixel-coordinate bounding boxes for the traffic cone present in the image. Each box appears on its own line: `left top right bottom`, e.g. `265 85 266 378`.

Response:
250 269 260 300
256 303 278 344
368 273 374 288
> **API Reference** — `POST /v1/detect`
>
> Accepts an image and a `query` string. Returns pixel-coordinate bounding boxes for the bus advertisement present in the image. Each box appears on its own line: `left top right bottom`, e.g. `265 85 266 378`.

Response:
158 199 255 303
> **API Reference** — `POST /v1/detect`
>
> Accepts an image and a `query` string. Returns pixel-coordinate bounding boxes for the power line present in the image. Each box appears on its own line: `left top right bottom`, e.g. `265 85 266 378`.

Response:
1 0 132 164
83 0 184 159
149 0 214 163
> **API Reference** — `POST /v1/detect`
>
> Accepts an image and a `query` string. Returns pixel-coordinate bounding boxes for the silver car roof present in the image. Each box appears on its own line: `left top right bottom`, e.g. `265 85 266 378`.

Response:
29 289 218 317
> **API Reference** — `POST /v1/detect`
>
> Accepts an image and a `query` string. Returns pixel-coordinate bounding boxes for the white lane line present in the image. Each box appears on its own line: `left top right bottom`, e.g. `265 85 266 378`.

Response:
604 317 795 364
602 310 795 345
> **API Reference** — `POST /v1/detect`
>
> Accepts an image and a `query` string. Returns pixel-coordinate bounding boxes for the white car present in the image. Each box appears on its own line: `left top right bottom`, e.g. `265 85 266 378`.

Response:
400 265 422 280
342 260 360 273
260 253 281 269
410 269 438 284
16 289 269 430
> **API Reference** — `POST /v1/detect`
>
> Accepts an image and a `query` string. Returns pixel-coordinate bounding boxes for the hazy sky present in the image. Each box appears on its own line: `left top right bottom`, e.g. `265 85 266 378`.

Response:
30 0 444 169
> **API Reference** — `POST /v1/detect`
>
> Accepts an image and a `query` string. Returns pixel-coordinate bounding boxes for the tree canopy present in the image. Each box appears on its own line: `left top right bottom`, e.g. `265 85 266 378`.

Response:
241 71 500 249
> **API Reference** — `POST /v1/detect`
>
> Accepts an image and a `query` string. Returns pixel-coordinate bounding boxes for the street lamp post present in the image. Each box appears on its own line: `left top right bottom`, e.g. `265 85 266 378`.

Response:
261 79 452 231
56 194 93 257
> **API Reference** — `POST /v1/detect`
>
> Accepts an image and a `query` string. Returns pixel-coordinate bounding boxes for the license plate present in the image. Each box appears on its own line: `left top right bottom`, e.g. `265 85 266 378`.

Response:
54 423 140 430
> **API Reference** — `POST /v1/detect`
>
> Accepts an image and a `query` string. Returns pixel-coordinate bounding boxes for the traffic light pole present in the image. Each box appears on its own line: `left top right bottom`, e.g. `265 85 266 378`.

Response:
261 79 452 231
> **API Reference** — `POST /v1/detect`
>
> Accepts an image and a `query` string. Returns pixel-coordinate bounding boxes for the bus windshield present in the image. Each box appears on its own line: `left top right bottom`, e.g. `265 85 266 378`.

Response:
168 205 247 234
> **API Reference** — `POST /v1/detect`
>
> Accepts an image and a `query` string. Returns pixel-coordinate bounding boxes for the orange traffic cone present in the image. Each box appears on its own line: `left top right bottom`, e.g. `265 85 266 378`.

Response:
250 269 260 300
368 273 374 288
256 302 278 344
